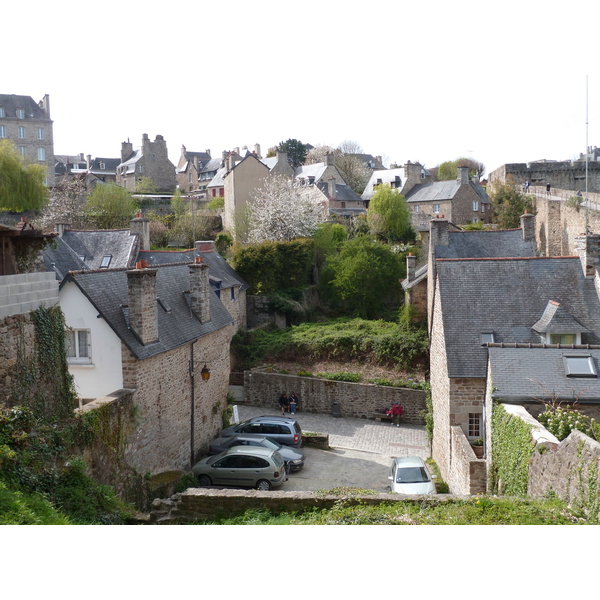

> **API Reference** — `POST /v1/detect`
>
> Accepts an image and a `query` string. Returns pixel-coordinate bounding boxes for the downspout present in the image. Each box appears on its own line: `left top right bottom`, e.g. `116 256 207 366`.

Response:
189 340 196 468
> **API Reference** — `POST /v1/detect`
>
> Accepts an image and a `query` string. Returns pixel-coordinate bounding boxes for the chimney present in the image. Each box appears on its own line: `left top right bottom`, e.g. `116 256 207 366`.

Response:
328 177 336 199
574 233 600 278
130 213 150 251
86 154 92 168
127 265 159 344
39 94 50 118
254 143 261 159
195 240 215 253
407 252 416 283
457 165 469 185
325 152 334 167
121 140 133 162
520 211 535 243
189 257 211 323
55 223 71 238
429 217 449 249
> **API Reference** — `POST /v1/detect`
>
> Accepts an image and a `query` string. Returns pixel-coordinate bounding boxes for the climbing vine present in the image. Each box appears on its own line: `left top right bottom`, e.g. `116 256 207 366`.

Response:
489 402 535 496
12 306 78 422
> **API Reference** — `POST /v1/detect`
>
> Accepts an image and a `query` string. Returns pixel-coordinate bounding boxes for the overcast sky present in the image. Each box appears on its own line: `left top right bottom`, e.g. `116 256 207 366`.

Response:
5 0 599 177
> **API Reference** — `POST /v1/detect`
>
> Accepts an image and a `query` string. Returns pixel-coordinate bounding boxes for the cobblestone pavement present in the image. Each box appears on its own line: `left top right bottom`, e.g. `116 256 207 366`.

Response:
235 403 430 459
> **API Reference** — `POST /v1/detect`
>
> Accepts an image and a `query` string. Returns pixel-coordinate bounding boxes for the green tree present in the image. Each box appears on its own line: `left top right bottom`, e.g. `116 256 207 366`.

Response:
84 183 139 229
277 139 309 169
319 236 404 318
0 139 48 211
489 183 535 229
367 184 414 242
435 157 485 181
170 188 186 217
135 176 157 194
313 222 347 269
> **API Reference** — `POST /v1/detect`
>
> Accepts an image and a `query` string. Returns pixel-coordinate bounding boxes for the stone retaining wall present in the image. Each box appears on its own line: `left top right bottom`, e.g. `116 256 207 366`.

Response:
243 370 426 424
149 487 456 524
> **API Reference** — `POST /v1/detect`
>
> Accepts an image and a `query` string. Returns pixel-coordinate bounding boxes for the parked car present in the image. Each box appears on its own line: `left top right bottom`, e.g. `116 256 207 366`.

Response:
192 446 287 491
220 415 303 448
209 434 305 471
388 456 436 495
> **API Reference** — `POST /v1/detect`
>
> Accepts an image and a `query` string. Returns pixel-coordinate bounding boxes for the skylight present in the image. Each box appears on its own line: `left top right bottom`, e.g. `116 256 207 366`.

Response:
563 355 597 378
481 332 495 345
100 255 112 268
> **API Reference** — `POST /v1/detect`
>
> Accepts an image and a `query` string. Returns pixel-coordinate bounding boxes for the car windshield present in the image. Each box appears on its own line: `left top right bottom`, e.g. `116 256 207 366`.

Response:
260 438 281 450
396 467 430 484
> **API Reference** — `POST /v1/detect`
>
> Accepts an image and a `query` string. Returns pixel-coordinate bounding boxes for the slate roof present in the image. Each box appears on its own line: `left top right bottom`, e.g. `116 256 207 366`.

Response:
488 346 600 403
62 264 234 361
138 249 249 291
436 229 537 259
436 256 600 378
88 157 120 175
119 149 142 173
0 94 50 120
43 230 138 279
405 180 489 204
361 168 404 200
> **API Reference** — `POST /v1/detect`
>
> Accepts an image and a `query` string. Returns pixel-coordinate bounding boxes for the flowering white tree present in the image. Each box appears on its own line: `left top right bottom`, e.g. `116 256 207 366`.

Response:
248 174 327 243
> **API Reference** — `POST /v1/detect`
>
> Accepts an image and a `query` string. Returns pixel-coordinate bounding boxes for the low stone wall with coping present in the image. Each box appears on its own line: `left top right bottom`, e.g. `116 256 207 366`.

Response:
243 369 426 424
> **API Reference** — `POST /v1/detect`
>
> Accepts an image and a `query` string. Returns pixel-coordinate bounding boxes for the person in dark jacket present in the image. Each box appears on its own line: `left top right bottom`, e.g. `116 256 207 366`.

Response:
289 392 300 414
278 393 289 415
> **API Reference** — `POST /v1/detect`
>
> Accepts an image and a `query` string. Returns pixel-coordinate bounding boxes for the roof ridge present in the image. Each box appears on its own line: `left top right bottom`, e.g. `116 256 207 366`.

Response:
436 256 578 262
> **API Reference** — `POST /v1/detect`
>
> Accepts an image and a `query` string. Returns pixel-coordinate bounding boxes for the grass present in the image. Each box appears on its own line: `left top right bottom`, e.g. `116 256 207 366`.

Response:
203 495 586 525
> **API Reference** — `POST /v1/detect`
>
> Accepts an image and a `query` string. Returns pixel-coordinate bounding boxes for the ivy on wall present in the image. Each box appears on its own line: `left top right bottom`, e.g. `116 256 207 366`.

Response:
12 306 78 421
489 402 535 496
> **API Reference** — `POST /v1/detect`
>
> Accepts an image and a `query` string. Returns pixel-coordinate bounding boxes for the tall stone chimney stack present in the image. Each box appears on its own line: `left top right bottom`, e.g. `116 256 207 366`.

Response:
189 257 211 324
520 211 535 244
127 264 159 344
457 165 469 185
574 233 600 278
130 213 151 251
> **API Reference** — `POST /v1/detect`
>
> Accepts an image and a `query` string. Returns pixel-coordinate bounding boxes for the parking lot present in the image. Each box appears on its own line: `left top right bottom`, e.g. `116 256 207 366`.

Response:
235 403 430 492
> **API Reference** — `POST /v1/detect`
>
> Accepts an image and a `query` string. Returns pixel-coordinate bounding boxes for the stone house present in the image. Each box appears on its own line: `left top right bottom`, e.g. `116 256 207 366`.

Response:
176 146 212 194
361 167 405 203
0 93 55 186
402 162 490 229
429 224 600 494
59 258 237 474
116 134 176 193
86 156 120 189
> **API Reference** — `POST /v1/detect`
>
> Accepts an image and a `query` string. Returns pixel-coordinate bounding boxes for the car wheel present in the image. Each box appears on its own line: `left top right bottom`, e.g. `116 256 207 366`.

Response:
198 474 212 487
256 479 272 491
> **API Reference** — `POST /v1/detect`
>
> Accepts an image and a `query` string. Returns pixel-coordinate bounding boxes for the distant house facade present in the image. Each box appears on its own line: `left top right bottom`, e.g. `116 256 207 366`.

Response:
361 167 405 203
0 93 55 186
402 162 490 230
176 146 212 194
116 134 176 193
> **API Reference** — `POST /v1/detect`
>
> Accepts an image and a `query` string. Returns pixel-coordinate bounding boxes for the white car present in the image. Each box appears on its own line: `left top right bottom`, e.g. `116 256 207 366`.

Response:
388 456 436 495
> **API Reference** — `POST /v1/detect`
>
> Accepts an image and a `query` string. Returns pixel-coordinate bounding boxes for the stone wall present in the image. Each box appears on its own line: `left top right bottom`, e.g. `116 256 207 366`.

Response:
121 323 234 475
0 312 35 403
243 370 426 423
528 429 600 517
149 487 457 524
449 426 486 495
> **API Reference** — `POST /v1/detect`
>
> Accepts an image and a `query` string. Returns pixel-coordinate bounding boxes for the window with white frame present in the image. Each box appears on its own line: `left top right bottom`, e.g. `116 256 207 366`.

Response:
468 413 481 438
550 333 578 345
37 147 45 161
481 203 486 213
17 108 25 119
19 146 26 158
65 329 91 364
414 205 420 213
0 107 5 117
0 125 5 138
37 127 44 140
473 200 479 211
99 161 105 170
433 204 440 214
18 126 26 138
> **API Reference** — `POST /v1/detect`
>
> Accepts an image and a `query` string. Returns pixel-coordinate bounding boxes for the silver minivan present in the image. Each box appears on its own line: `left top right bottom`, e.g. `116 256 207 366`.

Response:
193 446 287 491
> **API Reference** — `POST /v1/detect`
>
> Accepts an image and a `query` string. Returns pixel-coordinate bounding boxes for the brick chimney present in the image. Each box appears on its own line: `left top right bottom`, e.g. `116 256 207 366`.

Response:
189 257 211 323
406 253 416 283
130 212 150 251
127 264 159 344
195 240 215 253
520 211 535 244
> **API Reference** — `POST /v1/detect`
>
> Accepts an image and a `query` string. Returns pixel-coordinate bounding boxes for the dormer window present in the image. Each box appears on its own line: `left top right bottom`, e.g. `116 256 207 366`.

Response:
550 333 578 345
563 354 597 378
17 108 25 119
99 161 105 170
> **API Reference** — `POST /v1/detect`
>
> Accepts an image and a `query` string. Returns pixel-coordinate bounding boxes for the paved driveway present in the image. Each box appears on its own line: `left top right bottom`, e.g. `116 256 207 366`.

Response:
235 404 430 492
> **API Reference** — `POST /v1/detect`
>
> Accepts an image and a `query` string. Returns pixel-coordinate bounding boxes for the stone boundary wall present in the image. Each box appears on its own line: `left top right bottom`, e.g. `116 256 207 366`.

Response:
243 370 426 423
149 487 460 524
528 429 600 517
449 426 486 495
0 272 58 318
